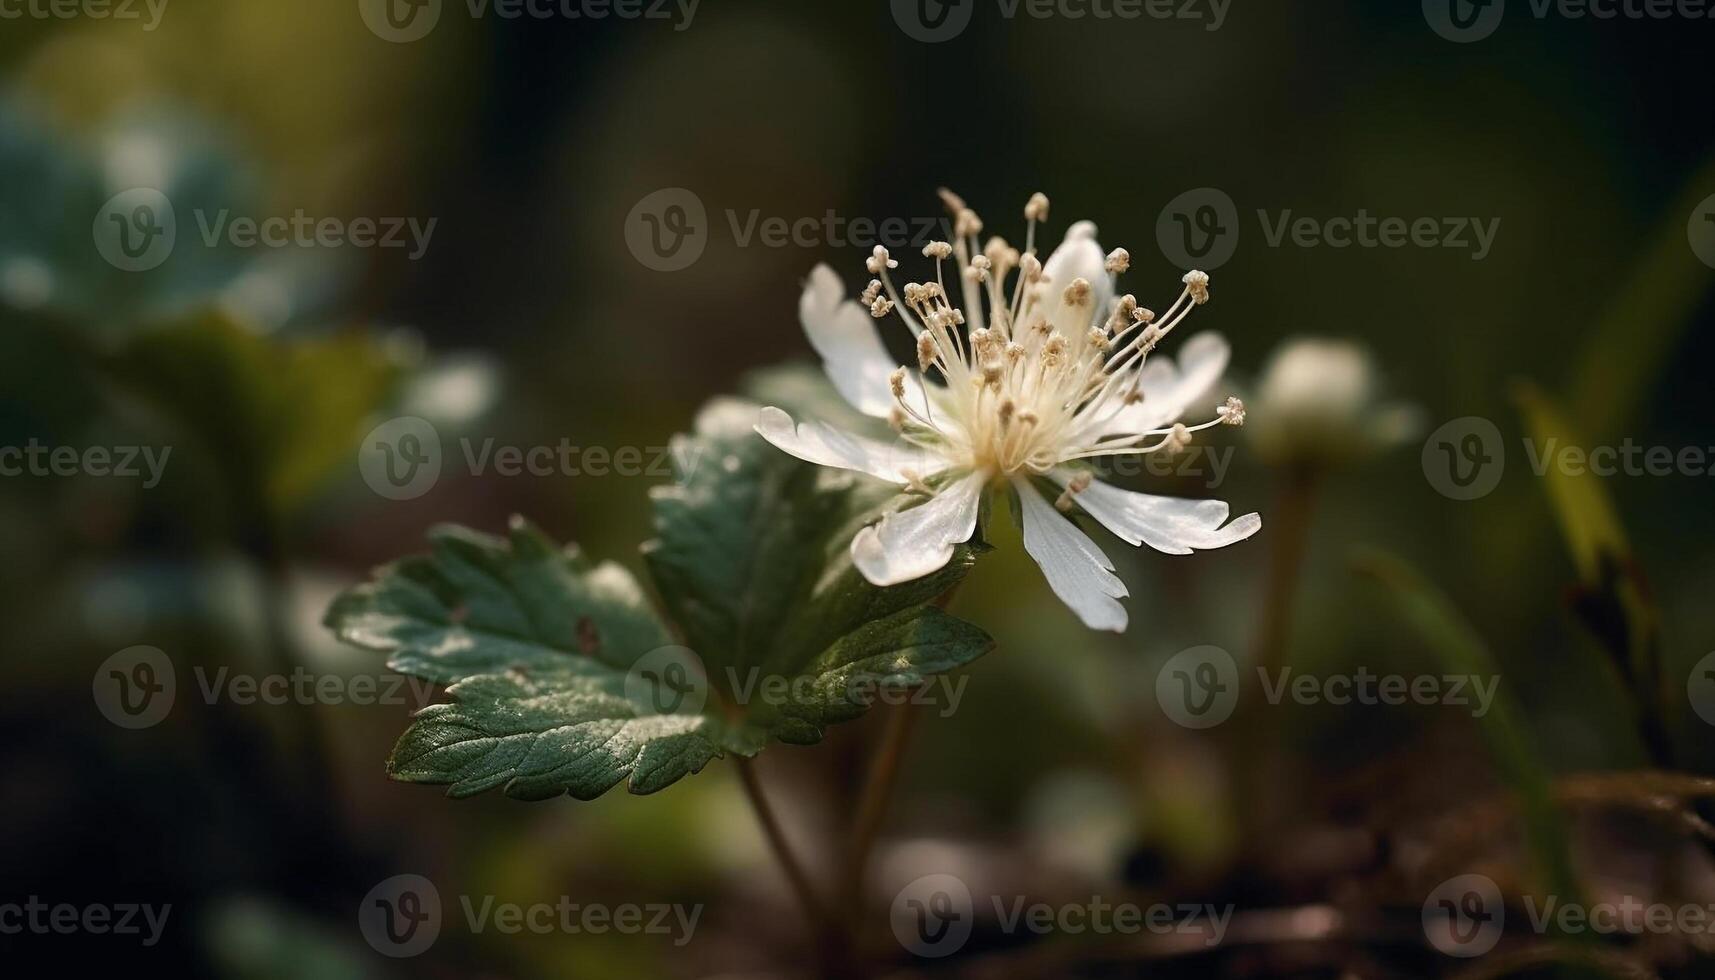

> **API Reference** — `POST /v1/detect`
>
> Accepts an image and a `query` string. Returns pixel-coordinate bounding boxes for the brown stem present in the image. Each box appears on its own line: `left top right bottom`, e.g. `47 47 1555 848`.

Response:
841 700 921 923
1234 465 1321 844
735 756 847 972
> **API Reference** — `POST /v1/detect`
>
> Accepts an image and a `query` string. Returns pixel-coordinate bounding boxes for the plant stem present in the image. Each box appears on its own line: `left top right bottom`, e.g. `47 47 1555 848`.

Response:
841 700 920 922
1236 465 1320 842
735 756 844 966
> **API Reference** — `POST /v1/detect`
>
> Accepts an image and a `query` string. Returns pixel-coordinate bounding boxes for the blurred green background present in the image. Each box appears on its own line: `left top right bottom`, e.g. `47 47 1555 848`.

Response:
3 1 1714 977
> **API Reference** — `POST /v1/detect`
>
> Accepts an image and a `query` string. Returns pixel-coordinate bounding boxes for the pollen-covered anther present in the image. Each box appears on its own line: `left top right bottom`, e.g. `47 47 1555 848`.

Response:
1087 328 1112 352
1020 254 1043 282
1004 341 1026 362
1164 423 1193 455
900 468 933 495
982 362 1004 389
1024 192 1050 222
1062 277 1092 308
1217 396 1247 426
867 246 898 275
1041 335 1068 368
1132 307 1156 324
1107 294 1138 331
1053 473 1091 512
1183 269 1211 305
869 296 894 319
916 333 938 372
860 279 883 305
965 255 992 282
1105 248 1131 274
889 367 907 399
955 208 983 238
923 240 953 260
902 282 925 304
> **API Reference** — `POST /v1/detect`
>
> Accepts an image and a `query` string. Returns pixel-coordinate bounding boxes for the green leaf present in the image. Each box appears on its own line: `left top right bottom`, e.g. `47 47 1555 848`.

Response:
325 396 995 800
325 518 675 684
104 312 400 517
644 397 993 744
325 517 751 799
1512 381 1667 762
387 670 737 800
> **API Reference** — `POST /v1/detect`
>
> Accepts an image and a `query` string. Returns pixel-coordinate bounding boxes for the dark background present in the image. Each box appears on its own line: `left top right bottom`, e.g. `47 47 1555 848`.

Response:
3 1 1714 976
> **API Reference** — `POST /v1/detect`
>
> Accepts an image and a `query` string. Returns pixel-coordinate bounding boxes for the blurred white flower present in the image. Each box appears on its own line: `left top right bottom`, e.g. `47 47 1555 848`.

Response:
755 191 1261 632
1244 338 1421 466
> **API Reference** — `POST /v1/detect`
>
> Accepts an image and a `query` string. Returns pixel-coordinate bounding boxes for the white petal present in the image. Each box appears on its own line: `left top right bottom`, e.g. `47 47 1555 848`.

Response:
1041 221 1113 336
1092 331 1231 437
1014 478 1129 632
851 470 985 586
800 264 924 418
754 407 945 484
1052 471 1261 555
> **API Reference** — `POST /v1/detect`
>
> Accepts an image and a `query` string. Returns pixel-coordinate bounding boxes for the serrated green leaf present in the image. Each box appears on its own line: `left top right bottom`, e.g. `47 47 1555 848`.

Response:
387 670 739 800
325 517 675 684
325 516 753 799
644 397 994 744
325 395 996 800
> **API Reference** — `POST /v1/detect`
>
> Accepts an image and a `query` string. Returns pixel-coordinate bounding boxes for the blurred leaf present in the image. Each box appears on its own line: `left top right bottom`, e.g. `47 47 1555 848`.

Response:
1513 382 1666 761
105 312 399 520
1567 156 1715 441
644 397 992 745
1355 549 1580 900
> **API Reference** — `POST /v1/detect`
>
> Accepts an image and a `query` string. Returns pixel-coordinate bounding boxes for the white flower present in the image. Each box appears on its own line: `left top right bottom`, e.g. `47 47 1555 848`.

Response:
1244 337 1422 466
754 192 1262 632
